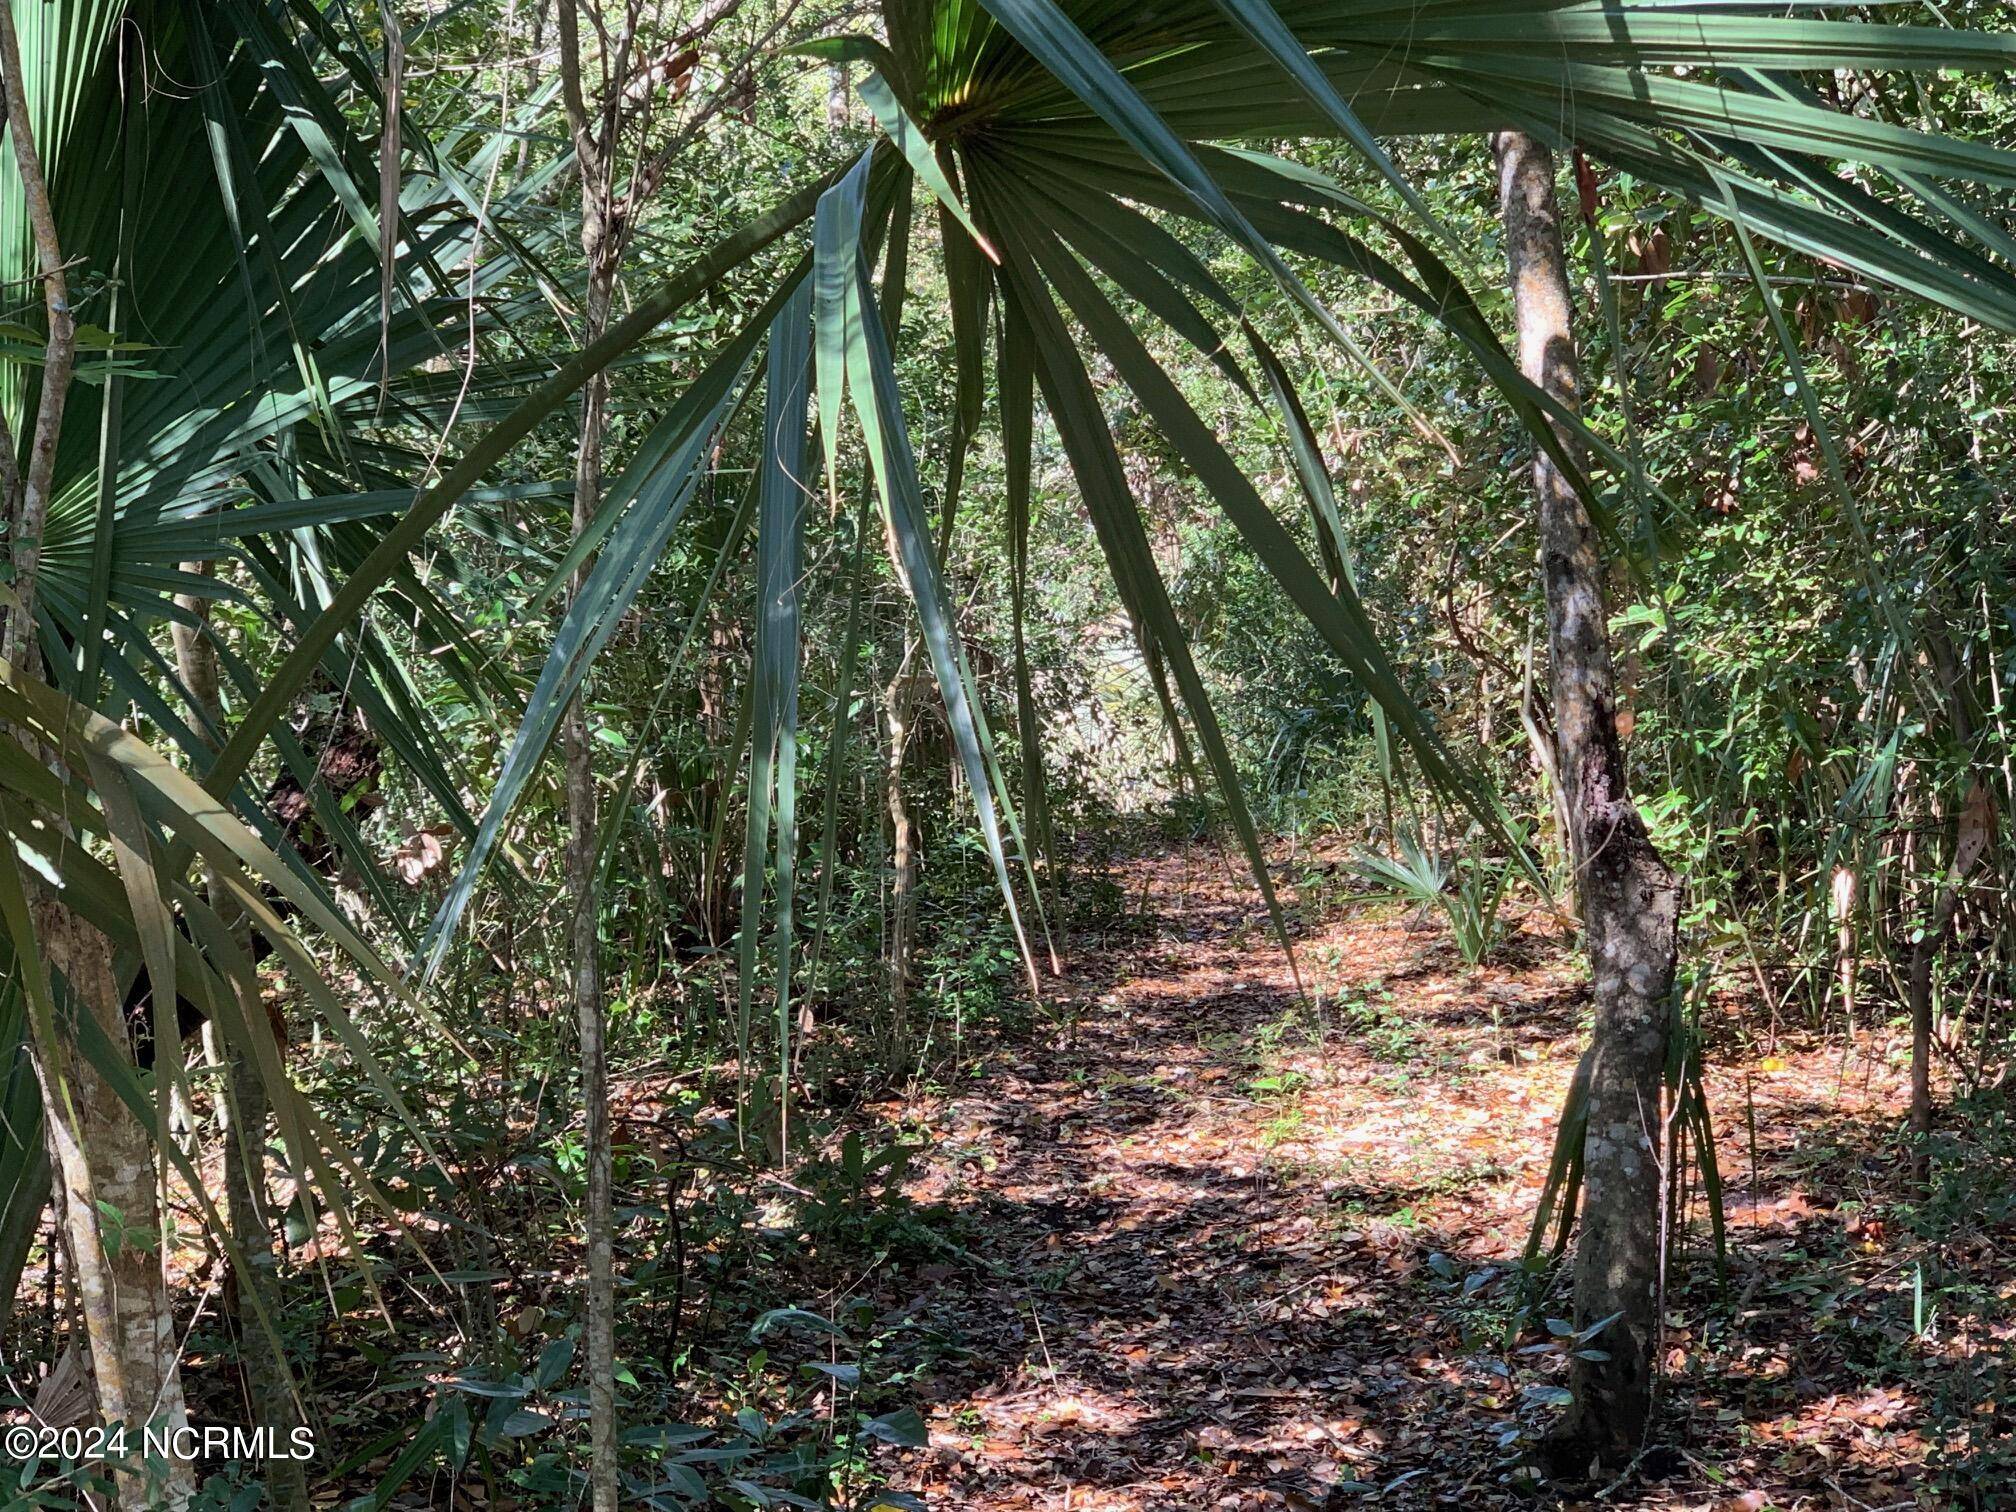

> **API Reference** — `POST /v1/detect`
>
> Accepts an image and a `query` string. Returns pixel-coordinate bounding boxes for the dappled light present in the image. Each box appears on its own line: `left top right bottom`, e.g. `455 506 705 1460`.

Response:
852 839 1972 1508
0 0 2009 1507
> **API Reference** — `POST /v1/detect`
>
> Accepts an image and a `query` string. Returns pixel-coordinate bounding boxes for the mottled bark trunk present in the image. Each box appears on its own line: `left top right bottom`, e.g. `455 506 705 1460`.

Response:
1494 131 1679 1471
31 904 195 1507
0 16 73 677
569 206 621 1512
173 573 308 1510
551 1 619 1495
1830 865 1857 1033
2 13 193 1502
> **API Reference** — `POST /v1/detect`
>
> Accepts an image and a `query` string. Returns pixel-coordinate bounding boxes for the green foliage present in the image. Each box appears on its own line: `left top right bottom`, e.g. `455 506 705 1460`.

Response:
1355 830 1511 966
0 0 2012 1501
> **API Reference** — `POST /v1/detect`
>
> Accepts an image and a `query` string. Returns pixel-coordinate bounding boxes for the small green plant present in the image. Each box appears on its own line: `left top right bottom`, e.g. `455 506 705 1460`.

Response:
1336 985 1420 1065
1258 1100 1309 1148
793 1131 921 1244
1354 830 1512 966
1245 1069 1309 1101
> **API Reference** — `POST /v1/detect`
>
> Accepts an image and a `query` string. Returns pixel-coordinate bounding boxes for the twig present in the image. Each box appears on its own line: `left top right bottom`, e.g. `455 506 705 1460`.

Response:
1027 1300 1058 1384
1604 271 1874 291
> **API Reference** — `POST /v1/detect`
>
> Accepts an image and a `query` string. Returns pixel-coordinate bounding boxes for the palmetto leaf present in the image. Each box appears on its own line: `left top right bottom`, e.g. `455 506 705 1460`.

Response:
2 2 567 944
995 229 1298 955
209 169 840 805
736 278 815 1129
352 0 2016 1000
997 328 1062 937
1206 0 1453 246
973 0 1447 440
11 0 1990 1126
418 290 786 980
0 669 443 1330
789 34 1000 262
805 490 876 982
814 162 1043 993
0 978 46 1332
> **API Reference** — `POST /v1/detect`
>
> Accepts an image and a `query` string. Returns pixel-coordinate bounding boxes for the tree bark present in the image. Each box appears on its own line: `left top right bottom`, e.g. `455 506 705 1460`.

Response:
2 10 194 1502
30 903 196 1506
883 642 924 1056
1494 131 1680 1472
0 4 74 676
564 337 619 1510
554 4 619 1498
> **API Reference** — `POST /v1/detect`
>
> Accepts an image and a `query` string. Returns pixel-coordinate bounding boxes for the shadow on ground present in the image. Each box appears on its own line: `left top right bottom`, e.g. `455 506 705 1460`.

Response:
861 836 1996 1510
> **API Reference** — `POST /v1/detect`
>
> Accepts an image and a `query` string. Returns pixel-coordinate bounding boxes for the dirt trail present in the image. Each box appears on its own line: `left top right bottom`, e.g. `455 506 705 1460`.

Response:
876 839 1941 1511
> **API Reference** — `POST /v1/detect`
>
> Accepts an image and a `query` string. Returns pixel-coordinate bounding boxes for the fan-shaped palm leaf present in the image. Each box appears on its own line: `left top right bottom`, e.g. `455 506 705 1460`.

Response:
209 0 2011 996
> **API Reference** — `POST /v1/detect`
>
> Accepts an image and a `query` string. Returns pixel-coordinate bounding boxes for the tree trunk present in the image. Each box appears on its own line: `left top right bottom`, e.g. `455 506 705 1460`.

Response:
569 191 621 1512
31 904 196 1507
173 573 309 1511
1907 895 1944 1152
883 642 924 1057
1493 130 1680 1472
551 0 621 1494
1830 865 1857 1034
1 12 193 1501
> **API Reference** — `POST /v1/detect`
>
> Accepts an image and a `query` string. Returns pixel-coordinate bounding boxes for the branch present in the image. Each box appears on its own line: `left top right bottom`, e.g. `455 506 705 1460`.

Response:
0 2 79 674
553 0 601 171
629 0 807 204
601 0 643 154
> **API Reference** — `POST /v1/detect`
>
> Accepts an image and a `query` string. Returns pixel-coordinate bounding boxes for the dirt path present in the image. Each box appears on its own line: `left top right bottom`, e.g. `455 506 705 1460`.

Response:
874 839 1951 1511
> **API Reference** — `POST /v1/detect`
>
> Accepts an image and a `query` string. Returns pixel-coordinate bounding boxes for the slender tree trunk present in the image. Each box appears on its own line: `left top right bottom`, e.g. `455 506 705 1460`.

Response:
567 251 621 1512
1907 896 1944 1148
31 905 195 1506
1494 131 1680 1472
566 156 621 1512
1 12 193 1502
551 1 620 1496
167 581 227 1143
1830 865 1857 1034
546 2 763 1491
172 574 309 1511
0 16 73 677
883 642 924 1056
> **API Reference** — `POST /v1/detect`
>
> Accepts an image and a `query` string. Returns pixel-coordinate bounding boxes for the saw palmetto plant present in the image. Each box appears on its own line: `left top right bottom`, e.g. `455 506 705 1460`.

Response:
1 0 2014 1501
0 3 555 1486
407 0 2016 965
382 0 2012 1463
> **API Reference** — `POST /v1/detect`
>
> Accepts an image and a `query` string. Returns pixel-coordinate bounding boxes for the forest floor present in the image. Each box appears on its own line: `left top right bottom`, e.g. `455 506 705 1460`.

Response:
863 834 2002 1511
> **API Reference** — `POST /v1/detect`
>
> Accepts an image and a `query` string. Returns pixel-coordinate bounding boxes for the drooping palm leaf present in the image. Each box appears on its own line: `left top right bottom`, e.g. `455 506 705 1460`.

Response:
155 0 2016 1028
0 0 549 1302
736 279 815 1132
814 152 1044 992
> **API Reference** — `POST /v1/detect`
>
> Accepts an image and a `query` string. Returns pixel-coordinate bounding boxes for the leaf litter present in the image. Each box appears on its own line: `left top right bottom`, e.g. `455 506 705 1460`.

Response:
858 836 2000 1510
